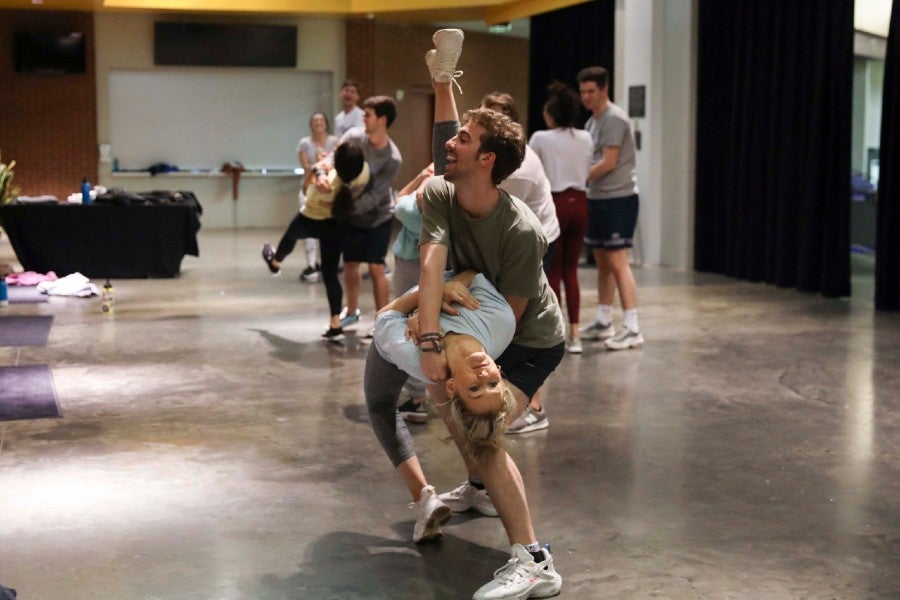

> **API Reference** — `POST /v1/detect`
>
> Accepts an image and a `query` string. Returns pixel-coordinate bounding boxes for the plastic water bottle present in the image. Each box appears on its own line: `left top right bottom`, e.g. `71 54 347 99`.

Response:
0 279 8 307
101 279 115 314
81 177 92 204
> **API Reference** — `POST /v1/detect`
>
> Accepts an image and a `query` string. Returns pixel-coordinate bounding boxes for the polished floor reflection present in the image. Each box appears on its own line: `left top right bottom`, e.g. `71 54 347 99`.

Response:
0 230 897 599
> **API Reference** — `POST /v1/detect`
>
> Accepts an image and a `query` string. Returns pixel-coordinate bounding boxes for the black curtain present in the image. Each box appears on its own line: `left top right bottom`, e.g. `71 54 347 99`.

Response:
695 0 853 298
876 3 900 310
528 0 615 136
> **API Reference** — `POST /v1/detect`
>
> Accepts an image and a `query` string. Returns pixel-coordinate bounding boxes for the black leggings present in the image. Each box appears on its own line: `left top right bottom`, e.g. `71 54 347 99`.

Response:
275 213 345 316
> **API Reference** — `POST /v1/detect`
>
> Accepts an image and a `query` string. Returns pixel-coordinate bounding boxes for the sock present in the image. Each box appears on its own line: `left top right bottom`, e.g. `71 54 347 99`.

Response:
524 541 544 563
467 476 485 490
596 304 613 326
623 308 639 332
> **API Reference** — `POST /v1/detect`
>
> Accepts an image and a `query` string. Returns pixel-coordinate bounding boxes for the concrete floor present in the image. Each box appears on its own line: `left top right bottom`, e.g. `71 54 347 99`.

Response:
0 229 897 600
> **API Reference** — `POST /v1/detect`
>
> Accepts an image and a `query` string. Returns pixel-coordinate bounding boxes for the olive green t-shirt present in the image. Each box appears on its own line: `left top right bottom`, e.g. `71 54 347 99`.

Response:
420 176 565 348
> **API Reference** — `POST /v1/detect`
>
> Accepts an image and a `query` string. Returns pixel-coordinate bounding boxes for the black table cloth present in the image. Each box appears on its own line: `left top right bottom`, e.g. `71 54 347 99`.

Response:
0 200 201 279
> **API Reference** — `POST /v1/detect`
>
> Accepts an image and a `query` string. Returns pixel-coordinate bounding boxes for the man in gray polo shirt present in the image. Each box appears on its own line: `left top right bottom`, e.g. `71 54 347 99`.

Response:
577 65 644 350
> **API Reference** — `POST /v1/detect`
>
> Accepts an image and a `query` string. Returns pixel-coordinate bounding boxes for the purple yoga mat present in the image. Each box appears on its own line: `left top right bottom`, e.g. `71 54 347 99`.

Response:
0 364 61 421
8 285 49 304
0 315 53 346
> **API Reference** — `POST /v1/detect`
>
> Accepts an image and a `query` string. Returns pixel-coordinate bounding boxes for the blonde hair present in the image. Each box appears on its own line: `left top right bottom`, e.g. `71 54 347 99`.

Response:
444 381 517 465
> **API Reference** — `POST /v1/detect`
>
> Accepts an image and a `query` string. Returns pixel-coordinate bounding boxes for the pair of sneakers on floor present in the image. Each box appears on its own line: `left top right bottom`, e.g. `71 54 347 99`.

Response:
411 481 561 600
573 319 645 352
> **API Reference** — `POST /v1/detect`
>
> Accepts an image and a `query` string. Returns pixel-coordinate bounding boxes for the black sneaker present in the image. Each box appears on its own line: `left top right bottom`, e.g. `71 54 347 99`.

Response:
261 243 280 275
300 266 320 283
321 327 344 342
398 399 428 423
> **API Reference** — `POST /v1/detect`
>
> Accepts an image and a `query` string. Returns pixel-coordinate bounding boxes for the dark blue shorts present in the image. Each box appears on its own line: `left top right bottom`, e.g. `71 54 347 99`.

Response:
342 219 393 264
496 342 565 400
584 194 639 250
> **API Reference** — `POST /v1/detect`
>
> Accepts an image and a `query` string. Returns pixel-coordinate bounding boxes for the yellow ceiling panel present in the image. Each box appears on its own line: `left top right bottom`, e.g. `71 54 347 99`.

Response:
0 0 583 21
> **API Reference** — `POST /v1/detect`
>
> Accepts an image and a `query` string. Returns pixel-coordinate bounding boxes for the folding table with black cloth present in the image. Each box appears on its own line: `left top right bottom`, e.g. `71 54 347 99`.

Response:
0 191 202 279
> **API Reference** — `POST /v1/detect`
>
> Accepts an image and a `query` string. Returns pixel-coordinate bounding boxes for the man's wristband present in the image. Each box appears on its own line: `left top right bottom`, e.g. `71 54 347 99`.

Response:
419 332 444 353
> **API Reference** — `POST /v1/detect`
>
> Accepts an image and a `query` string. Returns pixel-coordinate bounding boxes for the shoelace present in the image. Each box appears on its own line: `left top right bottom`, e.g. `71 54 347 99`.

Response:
494 553 547 585
432 53 464 94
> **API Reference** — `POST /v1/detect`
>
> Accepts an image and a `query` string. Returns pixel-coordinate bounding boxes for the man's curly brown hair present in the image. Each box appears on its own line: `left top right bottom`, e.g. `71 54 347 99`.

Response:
462 107 526 185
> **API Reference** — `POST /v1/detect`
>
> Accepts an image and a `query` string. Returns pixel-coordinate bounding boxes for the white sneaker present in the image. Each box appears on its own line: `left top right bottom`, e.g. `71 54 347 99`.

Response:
580 320 615 341
507 405 549 435
410 485 452 543
438 480 498 517
604 328 644 350
426 29 464 91
473 543 562 600
566 335 583 354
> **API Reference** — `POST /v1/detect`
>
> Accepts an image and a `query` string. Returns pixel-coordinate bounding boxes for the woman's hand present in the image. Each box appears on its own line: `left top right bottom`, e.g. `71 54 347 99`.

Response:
441 280 479 315
405 312 421 343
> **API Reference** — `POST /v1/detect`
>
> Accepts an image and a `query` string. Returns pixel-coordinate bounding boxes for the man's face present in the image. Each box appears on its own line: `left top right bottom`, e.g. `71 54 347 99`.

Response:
444 119 489 183
340 85 359 107
579 80 606 113
363 107 382 134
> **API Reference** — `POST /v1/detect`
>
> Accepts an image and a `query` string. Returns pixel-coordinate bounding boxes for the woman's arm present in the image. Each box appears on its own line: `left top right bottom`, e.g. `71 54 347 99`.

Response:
377 270 480 318
397 163 434 198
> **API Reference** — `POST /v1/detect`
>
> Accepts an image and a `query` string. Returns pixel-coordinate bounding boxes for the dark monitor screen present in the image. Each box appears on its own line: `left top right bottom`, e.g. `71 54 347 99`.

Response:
14 32 86 74
154 22 297 67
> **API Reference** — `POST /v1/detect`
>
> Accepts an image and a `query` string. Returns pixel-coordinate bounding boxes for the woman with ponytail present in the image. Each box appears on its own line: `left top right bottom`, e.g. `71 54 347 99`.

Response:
529 81 594 354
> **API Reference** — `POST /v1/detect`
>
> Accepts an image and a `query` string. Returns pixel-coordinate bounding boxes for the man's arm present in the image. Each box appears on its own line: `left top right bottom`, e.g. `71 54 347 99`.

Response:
352 154 401 216
419 242 450 381
504 295 529 323
588 145 620 182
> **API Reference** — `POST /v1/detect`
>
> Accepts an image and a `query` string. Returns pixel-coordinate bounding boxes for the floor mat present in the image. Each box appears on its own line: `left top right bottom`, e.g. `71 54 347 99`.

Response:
0 364 61 421
8 286 49 304
0 315 54 346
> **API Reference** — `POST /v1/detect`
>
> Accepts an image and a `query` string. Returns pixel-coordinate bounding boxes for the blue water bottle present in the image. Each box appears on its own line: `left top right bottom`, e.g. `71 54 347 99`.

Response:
81 177 92 204
0 279 8 306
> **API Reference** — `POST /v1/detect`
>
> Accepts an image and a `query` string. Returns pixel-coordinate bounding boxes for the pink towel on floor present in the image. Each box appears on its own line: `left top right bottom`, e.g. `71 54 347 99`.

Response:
5 271 59 286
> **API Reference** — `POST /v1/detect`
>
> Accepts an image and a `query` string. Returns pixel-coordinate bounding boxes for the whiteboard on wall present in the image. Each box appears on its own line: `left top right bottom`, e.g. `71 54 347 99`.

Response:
109 68 333 170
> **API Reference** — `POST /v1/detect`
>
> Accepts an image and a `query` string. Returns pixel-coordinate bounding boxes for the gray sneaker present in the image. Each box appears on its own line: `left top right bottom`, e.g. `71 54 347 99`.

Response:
604 328 645 350
580 320 615 341
507 405 549 434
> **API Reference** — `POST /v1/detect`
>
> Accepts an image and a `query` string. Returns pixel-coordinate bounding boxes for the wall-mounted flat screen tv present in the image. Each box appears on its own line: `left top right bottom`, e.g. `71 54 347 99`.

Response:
14 32 86 74
154 22 297 67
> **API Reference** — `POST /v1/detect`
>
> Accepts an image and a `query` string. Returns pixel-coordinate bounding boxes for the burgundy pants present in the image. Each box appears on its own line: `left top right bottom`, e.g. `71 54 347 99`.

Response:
548 188 588 324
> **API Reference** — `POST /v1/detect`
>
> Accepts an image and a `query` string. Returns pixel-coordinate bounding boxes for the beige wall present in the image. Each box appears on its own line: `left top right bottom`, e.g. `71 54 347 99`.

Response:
91 14 530 227
93 12 346 228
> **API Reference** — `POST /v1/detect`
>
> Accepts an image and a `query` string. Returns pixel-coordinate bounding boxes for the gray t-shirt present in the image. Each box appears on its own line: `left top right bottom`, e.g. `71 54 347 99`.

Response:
374 273 516 384
585 101 639 199
296 135 339 167
337 127 402 228
421 177 565 348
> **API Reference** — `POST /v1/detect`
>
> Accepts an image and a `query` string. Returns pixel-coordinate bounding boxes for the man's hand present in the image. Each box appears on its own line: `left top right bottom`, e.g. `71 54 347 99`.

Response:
420 351 448 382
441 280 479 315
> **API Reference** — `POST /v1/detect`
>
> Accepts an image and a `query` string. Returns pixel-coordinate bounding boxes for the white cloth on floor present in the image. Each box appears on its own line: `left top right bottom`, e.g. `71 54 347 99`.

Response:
36 272 99 297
